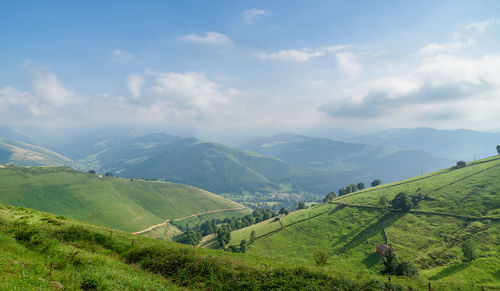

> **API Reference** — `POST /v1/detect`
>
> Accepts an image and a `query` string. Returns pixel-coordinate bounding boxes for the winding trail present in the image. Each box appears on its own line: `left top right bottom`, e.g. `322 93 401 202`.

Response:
132 206 246 235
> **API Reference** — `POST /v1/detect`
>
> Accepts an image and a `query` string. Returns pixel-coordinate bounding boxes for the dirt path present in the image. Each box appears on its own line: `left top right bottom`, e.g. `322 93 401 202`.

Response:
132 206 246 235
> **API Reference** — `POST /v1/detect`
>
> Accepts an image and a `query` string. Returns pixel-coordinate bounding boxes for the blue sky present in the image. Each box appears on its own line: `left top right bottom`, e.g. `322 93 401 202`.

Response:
1 1 500 135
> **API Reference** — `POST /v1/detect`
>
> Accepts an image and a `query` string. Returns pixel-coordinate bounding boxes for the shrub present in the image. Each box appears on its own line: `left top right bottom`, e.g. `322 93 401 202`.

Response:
391 192 412 212
371 179 382 187
456 161 466 168
462 240 478 261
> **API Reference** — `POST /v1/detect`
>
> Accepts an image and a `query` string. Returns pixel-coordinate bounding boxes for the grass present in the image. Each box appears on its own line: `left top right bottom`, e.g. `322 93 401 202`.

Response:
0 203 414 290
0 166 247 234
217 155 500 289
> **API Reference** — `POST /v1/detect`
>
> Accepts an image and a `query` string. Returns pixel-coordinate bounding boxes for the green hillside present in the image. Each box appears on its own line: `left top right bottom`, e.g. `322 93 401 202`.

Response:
224 156 500 288
0 138 72 167
0 165 247 235
0 203 416 290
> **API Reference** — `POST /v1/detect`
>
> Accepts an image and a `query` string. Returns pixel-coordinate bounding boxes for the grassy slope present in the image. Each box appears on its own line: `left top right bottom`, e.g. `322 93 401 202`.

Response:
0 203 419 290
0 138 72 167
226 156 500 288
0 166 246 234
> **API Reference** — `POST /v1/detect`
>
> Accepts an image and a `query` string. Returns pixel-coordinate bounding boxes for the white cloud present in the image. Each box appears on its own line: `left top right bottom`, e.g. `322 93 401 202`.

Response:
147 71 231 118
126 74 145 99
113 49 134 61
180 32 232 45
417 18 497 57
335 52 362 76
243 9 270 24
258 45 347 62
30 71 78 107
464 18 496 35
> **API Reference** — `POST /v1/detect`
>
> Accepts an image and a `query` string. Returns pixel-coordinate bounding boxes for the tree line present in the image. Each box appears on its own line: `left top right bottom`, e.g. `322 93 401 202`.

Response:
173 207 285 247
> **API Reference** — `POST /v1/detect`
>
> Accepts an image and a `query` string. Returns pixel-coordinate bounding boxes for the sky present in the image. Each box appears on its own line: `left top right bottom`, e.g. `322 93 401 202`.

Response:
1 0 500 137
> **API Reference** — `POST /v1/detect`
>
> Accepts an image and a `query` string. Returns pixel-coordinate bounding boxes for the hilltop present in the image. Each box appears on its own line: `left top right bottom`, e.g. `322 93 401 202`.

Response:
223 156 500 288
0 138 72 167
0 165 249 237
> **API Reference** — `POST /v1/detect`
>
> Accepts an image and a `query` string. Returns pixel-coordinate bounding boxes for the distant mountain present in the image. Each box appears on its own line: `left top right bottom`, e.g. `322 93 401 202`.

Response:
59 131 342 197
60 131 451 199
243 133 451 188
0 138 72 166
348 127 500 161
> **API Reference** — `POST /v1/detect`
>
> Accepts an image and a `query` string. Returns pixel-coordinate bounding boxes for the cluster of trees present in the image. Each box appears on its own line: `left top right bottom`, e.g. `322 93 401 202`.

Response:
173 207 284 247
379 192 424 211
382 250 419 278
322 192 336 203
173 230 202 246
87 169 114 177
337 182 365 196
335 180 381 197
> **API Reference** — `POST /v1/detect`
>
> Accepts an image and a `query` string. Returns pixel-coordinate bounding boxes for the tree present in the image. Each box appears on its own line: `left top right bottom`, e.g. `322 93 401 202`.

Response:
395 260 419 278
249 230 256 243
297 202 306 210
312 249 329 271
240 239 248 253
382 250 399 275
497 145 500 154
357 182 365 190
322 192 336 203
216 225 231 248
378 196 389 208
382 249 419 278
338 188 347 196
87 170 96 174
391 192 412 211
456 160 466 168
279 207 287 214
104 172 114 177
462 240 478 261
371 179 382 187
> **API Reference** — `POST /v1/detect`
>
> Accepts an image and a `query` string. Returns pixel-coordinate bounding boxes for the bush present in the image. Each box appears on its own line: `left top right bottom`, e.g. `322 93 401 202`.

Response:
80 273 102 290
391 192 412 212
456 161 466 168
383 250 419 278
462 240 478 261
371 179 382 187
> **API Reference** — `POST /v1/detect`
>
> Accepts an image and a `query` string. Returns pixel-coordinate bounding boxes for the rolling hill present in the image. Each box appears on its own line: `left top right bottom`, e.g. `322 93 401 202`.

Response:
223 156 500 288
57 131 341 199
0 202 418 290
58 131 453 203
0 165 249 237
0 138 73 167
348 127 500 161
